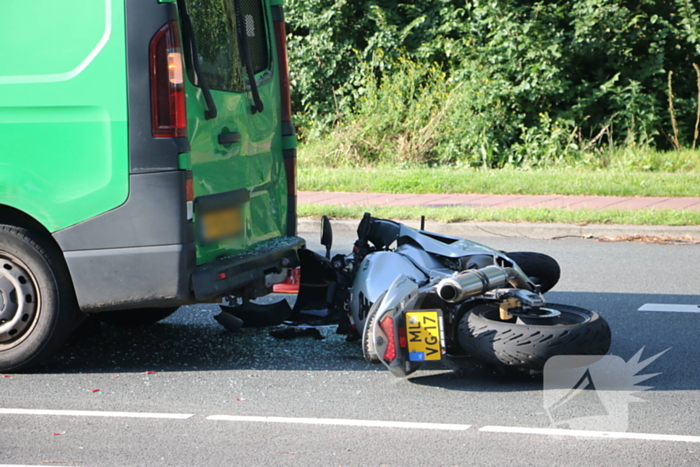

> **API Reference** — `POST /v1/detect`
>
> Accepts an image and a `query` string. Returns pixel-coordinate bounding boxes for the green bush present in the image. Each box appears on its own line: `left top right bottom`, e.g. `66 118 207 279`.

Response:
286 0 700 165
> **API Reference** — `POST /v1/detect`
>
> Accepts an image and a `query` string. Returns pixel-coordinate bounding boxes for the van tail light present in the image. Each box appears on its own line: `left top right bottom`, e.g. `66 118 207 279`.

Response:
150 21 187 138
185 174 194 221
185 177 194 202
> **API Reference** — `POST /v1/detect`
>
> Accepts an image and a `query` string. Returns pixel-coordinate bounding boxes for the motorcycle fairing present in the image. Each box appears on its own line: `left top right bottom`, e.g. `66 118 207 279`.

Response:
366 218 522 267
367 273 426 377
349 251 427 331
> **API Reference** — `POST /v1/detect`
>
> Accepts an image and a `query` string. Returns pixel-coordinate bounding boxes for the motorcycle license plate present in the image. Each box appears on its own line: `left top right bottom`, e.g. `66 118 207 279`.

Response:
405 311 442 361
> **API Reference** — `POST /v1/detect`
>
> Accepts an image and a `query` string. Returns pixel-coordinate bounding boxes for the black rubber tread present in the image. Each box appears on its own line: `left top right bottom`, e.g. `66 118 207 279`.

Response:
362 291 387 364
457 303 611 371
94 306 180 327
506 251 561 293
0 225 77 372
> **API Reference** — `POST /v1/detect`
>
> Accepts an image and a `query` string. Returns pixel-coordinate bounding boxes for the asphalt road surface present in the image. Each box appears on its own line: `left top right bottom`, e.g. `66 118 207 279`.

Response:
1 223 699 466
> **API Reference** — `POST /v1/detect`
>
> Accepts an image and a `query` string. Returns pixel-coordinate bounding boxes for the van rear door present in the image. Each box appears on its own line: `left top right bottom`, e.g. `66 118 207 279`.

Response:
179 0 293 267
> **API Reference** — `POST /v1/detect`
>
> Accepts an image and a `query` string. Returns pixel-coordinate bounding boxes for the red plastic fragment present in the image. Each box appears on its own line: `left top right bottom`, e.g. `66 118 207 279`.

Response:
273 267 300 294
140 371 156 375
90 389 100 393
235 398 245 401
2 375 10 378
53 432 62 436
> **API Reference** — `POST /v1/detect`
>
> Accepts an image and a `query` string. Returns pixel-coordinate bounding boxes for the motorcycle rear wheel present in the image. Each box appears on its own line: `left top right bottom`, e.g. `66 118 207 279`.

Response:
362 291 387 364
457 303 611 371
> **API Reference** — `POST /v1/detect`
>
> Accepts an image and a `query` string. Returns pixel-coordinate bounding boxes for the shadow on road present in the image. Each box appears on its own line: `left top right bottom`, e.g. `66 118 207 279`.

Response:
30 292 699 393
33 303 369 375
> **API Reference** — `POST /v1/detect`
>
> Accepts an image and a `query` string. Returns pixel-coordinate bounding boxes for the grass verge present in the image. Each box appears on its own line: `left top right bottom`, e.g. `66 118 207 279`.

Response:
298 166 700 198
299 204 700 226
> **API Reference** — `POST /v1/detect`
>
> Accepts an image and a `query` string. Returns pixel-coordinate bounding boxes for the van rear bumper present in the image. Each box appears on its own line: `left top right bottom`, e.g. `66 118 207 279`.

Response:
191 236 305 301
65 235 305 311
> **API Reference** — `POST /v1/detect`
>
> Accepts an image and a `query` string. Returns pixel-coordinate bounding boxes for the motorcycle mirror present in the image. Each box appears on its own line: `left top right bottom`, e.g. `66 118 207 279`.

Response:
320 215 333 259
357 212 372 243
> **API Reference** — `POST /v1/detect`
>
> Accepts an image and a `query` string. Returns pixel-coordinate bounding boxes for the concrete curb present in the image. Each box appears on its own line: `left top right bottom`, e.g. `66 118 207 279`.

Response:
298 218 700 240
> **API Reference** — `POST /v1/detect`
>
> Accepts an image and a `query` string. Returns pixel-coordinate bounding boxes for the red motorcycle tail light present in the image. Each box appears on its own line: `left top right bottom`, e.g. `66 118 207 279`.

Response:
379 316 396 362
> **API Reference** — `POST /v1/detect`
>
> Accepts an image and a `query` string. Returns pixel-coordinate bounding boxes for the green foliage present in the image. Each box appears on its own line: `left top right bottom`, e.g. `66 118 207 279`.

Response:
298 160 700 197
286 0 700 165
299 203 700 226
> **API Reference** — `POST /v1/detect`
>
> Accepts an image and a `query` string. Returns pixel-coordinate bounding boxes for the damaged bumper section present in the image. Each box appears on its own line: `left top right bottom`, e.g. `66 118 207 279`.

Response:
191 236 305 301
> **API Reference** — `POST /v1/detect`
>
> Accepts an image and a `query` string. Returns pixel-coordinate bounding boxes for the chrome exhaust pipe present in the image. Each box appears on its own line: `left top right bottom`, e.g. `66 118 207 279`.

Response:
436 266 529 303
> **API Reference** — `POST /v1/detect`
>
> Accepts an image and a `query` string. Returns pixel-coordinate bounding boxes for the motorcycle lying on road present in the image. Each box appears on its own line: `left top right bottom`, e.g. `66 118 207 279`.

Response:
219 214 611 377
289 214 611 377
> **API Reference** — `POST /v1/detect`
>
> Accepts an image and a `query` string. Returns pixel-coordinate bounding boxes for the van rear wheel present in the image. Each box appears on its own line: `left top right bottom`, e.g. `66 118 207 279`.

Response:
0 225 76 372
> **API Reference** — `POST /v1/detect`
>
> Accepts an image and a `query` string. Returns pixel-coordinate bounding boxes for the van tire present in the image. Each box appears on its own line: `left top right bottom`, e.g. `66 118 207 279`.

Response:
0 225 77 372
95 307 180 327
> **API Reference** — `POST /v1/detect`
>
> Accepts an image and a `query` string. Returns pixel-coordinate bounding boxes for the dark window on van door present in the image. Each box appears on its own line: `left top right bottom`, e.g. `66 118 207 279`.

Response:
183 0 270 92
184 0 245 92
239 0 270 74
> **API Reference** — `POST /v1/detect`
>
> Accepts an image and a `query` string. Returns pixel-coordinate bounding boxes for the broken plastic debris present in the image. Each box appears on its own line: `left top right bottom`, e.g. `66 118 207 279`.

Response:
269 327 324 340
235 398 245 401
273 267 301 294
53 432 63 436
2 375 10 378
90 389 100 393
139 371 156 375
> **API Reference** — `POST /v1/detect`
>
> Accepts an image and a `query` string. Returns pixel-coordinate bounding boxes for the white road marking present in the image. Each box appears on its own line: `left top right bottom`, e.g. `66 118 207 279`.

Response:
3 409 700 443
207 415 471 431
480 426 700 443
0 408 193 419
638 303 700 313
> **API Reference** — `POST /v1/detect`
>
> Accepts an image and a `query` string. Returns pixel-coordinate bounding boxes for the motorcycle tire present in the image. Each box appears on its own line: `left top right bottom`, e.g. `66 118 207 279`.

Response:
362 291 387 364
506 251 561 293
457 303 611 371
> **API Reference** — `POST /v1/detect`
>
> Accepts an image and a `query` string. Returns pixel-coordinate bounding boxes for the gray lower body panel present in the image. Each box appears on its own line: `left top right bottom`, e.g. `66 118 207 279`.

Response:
64 243 196 312
53 171 303 311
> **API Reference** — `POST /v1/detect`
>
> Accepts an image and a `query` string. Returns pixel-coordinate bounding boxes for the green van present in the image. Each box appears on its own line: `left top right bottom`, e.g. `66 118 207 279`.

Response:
0 0 302 371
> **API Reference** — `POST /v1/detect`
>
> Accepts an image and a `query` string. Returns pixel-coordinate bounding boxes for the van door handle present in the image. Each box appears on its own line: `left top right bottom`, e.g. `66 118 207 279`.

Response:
218 132 241 146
